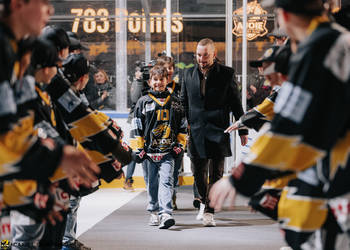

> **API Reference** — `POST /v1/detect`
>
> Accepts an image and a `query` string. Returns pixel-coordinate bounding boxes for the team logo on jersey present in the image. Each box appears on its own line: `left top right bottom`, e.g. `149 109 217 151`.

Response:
152 124 171 138
152 124 172 150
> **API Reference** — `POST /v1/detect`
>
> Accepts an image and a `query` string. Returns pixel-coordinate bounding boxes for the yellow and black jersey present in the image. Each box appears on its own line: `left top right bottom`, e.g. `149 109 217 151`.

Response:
0 23 64 182
239 87 279 131
233 85 294 191
46 73 131 181
130 90 187 161
33 82 74 146
1 77 75 214
229 18 350 243
233 19 350 193
242 19 350 182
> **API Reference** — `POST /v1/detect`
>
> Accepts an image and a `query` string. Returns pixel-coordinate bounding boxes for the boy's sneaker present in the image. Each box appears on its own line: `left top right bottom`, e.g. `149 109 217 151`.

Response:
62 240 91 250
203 213 216 227
159 213 175 229
123 179 134 191
148 212 159 226
193 198 201 209
196 203 205 220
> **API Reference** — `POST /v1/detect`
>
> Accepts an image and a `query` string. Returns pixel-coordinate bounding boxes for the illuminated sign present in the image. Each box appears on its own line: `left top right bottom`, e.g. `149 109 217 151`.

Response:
70 8 183 34
232 1 268 41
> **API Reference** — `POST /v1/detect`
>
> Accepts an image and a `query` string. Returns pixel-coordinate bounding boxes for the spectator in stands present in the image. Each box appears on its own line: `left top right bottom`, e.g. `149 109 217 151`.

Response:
88 69 116 110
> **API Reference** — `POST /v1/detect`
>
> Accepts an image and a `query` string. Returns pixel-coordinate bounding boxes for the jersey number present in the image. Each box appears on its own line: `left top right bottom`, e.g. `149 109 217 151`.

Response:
156 110 169 121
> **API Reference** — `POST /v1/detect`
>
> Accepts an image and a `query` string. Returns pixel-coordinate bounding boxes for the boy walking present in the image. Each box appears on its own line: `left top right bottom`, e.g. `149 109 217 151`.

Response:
130 65 187 229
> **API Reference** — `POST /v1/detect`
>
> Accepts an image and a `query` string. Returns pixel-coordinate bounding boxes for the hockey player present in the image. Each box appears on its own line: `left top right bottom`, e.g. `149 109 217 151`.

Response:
42 27 130 249
0 0 99 188
130 65 187 229
210 0 350 249
224 44 295 220
6 38 71 250
225 45 287 133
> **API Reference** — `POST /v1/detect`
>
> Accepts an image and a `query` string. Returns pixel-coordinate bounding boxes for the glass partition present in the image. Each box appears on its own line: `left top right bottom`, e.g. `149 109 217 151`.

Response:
49 0 276 112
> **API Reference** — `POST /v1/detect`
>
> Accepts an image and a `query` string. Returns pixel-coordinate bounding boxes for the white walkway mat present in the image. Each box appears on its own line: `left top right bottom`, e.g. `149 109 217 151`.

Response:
77 189 143 237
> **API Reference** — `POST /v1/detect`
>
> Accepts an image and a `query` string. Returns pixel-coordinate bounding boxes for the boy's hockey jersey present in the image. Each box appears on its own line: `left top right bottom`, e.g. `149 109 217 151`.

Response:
130 90 187 162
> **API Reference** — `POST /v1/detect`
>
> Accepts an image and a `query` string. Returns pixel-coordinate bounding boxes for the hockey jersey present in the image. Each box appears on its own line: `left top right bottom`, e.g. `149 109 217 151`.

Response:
130 90 187 162
0 24 64 182
238 86 280 132
230 17 350 239
47 72 129 182
2 76 73 219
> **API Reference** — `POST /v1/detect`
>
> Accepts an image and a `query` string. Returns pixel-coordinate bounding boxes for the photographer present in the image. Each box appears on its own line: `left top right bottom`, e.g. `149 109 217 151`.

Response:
127 61 155 123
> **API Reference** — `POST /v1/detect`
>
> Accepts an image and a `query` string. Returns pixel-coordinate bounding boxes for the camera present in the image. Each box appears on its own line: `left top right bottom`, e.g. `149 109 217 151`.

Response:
135 60 157 81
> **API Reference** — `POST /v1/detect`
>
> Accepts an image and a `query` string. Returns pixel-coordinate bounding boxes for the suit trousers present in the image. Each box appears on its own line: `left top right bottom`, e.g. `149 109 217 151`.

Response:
190 156 225 213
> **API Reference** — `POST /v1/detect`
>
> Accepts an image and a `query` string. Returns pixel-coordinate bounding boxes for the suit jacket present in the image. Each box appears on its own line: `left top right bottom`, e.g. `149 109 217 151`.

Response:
181 62 247 158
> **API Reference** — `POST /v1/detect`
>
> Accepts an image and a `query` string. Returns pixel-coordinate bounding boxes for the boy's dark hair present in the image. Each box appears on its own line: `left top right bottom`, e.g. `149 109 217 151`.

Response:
149 65 168 80
156 55 174 68
31 38 60 70
41 26 70 51
18 36 36 58
62 53 90 83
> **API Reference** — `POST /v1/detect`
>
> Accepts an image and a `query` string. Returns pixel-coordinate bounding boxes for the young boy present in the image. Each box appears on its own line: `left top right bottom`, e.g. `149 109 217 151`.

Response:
130 65 187 229
156 56 184 210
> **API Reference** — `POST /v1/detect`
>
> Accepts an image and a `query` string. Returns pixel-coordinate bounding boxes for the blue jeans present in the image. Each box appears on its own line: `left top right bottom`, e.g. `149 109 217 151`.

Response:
62 196 81 245
147 154 174 215
125 160 136 182
126 160 149 184
126 160 149 189
142 160 149 190
11 211 45 250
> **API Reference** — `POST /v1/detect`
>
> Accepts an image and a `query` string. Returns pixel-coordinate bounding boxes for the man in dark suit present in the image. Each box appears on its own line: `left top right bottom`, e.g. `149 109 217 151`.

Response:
181 38 248 226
